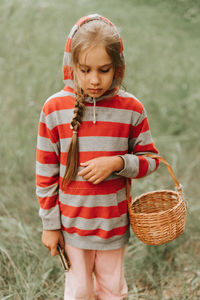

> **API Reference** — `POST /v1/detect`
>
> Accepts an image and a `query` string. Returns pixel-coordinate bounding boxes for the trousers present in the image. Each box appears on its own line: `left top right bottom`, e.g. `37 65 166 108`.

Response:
64 243 128 300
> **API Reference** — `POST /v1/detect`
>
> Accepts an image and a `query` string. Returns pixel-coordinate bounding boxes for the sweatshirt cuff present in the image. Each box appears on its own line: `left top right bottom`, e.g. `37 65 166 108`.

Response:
115 154 139 178
39 206 61 230
42 220 61 231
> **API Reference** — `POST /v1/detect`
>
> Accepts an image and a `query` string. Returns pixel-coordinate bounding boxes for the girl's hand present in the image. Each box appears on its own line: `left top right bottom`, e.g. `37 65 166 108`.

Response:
42 230 65 256
78 156 124 184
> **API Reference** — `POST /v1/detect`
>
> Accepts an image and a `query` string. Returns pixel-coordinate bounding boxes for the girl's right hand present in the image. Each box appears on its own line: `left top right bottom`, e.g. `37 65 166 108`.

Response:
42 230 65 256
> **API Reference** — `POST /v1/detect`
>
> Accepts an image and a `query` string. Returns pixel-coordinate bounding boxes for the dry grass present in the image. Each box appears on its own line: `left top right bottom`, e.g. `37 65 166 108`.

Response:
0 0 200 298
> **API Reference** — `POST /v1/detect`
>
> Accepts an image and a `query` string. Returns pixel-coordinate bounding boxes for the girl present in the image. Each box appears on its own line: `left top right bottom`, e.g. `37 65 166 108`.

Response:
36 14 159 300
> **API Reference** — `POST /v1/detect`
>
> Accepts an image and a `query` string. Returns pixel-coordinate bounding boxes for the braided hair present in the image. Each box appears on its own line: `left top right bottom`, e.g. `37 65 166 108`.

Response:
62 84 85 188
62 19 125 188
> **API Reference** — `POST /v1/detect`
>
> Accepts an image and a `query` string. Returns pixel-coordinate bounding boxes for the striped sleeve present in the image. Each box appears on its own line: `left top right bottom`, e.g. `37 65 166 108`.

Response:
36 108 61 230
117 107 159 178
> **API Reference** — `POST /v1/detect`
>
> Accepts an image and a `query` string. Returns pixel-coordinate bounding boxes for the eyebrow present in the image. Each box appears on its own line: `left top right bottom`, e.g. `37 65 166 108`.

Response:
79 63 113 68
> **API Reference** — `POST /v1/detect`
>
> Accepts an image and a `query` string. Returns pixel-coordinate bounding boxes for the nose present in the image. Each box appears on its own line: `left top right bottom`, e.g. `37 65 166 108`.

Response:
90 72 100 86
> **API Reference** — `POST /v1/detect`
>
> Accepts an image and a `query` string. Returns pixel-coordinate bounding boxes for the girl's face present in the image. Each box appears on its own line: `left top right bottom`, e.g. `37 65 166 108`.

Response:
75 44 115 98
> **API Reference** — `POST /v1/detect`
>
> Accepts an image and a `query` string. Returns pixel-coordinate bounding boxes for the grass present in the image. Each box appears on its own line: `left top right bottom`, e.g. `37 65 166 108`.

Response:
0 0 200 298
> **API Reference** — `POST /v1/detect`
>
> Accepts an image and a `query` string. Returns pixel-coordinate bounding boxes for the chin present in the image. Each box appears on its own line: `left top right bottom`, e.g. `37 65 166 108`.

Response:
88 91 104 98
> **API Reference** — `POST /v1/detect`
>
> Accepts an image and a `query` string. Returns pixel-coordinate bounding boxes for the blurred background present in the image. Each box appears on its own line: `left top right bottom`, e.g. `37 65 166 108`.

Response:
0 0 200 299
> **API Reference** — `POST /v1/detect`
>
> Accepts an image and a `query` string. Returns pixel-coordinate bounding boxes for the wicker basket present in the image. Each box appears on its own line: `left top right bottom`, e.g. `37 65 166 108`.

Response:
127 154 187 246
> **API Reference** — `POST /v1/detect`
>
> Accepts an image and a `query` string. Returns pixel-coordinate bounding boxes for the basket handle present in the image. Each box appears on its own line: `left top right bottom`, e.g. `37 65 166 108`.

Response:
126 154 183 205
144 154 182 191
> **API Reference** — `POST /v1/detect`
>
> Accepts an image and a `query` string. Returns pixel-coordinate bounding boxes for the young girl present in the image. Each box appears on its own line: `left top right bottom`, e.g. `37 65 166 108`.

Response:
36 14 159 300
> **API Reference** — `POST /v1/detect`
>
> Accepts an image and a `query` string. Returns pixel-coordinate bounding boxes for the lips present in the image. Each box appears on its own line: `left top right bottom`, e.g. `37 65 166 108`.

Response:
88 88 102 94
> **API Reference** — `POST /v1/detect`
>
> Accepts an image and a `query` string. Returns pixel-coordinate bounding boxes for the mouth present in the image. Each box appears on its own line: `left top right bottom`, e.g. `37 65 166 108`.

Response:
88 88 103 94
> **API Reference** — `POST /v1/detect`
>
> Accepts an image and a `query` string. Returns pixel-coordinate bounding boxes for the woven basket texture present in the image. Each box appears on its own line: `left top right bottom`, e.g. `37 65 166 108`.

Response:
128 155 187 246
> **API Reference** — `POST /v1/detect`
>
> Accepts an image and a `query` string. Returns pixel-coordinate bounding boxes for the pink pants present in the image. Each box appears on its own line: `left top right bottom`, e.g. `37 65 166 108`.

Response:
64 243 128 300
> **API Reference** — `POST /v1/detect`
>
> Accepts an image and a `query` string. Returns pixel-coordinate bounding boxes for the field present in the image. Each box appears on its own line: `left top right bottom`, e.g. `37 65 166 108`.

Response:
0 0 200 299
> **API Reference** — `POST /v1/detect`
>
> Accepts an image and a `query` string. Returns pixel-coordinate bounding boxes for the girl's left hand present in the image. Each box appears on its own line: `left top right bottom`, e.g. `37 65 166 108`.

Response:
78 156 124 184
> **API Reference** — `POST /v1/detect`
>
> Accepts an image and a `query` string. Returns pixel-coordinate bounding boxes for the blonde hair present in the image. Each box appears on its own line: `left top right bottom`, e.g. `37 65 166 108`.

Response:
62 19 125 188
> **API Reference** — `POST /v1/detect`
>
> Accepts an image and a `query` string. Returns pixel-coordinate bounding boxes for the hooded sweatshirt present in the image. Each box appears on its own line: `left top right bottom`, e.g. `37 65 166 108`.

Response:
36 14 159 250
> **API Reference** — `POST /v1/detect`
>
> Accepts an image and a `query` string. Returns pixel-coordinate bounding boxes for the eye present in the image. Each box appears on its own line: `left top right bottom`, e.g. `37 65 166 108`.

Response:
100 68 110 73
80 68 90 73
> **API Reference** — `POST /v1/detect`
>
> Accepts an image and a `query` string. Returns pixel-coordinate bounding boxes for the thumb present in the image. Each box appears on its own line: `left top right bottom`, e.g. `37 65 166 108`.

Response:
80 160 91 166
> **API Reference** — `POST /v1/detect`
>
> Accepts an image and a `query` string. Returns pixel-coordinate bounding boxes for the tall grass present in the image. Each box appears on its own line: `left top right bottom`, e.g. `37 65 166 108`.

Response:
0 0 200 298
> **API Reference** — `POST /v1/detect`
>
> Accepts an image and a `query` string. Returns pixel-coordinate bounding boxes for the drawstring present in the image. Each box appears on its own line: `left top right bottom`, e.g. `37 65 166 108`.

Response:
93 98 96 124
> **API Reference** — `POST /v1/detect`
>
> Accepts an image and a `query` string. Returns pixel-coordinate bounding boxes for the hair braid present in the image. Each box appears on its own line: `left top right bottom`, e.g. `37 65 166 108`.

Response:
62 87 85 188
70 95 85 131
62 19 125 189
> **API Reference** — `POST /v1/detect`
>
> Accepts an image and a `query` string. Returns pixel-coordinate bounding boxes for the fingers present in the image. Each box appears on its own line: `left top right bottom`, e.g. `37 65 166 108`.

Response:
51 232 65 255
78 168 101 183
78 168 104 184
78 165 92 177
42 241 58 256
41 230 65 256
91 178 102 185
41 235 51 250
78 158 110 184
81 170 97 180
78 168 92 178
80 161 90 167
79 161 90 173
78 168 98 180
51 244 58 257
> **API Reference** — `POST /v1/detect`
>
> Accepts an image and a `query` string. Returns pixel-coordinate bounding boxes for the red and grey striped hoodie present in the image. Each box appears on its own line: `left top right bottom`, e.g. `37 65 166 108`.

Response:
36 14 159 250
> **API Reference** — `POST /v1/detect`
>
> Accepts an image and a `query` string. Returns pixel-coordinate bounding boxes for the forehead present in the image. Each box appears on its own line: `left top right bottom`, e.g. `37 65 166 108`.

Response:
78 44 112 66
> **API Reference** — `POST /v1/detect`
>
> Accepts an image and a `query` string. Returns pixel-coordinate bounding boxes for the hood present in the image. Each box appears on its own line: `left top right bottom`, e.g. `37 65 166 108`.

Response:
62 14 125 101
